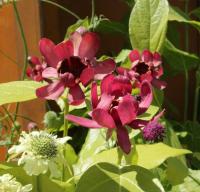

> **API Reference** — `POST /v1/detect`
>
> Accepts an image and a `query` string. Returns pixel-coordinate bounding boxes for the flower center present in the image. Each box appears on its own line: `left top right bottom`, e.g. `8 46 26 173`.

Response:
135 62 149 75
30 135 58 159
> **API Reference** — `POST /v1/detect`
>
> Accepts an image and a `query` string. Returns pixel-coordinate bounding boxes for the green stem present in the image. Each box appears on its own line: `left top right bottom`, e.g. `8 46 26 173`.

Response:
41 0 80 20
184 0 189 121
63 99 69 137
91 0 95 29
193 86 199 122
12 1 29 121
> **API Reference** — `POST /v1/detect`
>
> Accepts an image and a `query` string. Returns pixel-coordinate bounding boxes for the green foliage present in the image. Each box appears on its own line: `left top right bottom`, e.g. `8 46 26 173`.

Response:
76 162 164 192
129 0 169 52
172 169 200 192
190 7 200 19
169 6 200 32
0 81 44 105
0 163 75 192
162 40 200 75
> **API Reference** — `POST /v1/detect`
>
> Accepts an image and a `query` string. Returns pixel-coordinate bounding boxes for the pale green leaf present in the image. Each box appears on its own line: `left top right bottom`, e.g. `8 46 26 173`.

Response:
0 81 44 105
129 0 169 51
172 169 200 192
169 6 200 32
76 163 164 192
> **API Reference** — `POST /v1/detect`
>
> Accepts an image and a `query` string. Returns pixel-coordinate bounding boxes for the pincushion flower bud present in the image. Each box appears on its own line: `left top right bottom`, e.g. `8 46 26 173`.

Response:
8 131 71 178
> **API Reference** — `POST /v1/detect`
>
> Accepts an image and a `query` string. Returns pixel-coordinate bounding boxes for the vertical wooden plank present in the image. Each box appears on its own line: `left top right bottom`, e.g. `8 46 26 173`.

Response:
0 0 45 161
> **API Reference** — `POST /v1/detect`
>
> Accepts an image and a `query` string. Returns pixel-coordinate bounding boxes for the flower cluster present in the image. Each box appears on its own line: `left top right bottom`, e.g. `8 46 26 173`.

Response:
8 131 71 178
0 174 32 192
27 28 166 154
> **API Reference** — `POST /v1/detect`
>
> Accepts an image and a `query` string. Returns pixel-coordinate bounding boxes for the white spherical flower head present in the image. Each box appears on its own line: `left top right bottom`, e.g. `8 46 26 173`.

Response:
0 173 32 192
8 131 71 178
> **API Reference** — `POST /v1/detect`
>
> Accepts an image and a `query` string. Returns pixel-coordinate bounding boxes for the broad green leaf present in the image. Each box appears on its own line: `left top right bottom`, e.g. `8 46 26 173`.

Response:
74 129 107 176
169 6 200 32
76 163 164 192
0 163 75 192
138 105 159 121
172 169 200 192
190 7 200 19
75 143 191 175
166 157 188 185
129 0 169 51
95 20 128 36
163 40 200 75
0 81 44 105
115 49 131 64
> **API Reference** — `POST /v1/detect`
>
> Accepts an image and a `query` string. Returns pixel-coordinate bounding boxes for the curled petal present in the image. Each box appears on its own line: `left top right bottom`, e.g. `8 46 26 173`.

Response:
129 50 140 67
100 74 114 95
117 125 131 154
117 95 138 125
94 59 116 80
39 38 59 68
42 67 58 79
80 67 95 87
78 32 100 59
68 84 85 105
97 93 114 110
139 81 153 114
129 119 148 129
152 109 165 121
153 52 162 67
92 108 116 129
54 40 73 60
66 115 102 128
36 81 65 100
111 75 132 97
28 56 41 65
91 82 98 109
142 50 153 65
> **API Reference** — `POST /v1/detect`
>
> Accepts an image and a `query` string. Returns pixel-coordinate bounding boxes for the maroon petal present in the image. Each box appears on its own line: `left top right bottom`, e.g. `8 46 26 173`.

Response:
152 79 167 90
68 84 85 105
139 81 153 114
42 67 58 79
91 82 98 109
101 74 114 95
129 119 148 129
116 67 129 76
111 75 132 97
117 95 138 125
70 31 82 56
97 93 114 110
61 72 76 87
94 59 116 80
28 56 41 65
129 50 140 67
39 38 60 68
78 32 100 59
36 80 65 100
142 50 153 65
92 108 116 129
153 52 162 67
117 125 131 154
66 114 102 128
80 67 95 87
54 40 74 60
152 109 165 121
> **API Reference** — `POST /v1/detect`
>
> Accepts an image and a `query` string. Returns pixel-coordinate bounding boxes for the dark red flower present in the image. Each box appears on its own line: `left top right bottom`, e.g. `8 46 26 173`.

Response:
66 74 153 154
117 49 166 90
30 29 115 105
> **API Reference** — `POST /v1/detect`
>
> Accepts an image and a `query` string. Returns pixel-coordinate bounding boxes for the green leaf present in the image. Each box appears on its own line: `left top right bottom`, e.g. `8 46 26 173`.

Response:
76 163 164 192
65 17 90 39
0 163 75 192
190 7 200 19
168 6 200 32
0 81 44 105
76 143 191 174
166 157 188 185
95 20 128 36
115 49 131 63
172 169 200 192
138 105 159 121
129 0 169 52
74 129 107 176
163 40 200 75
